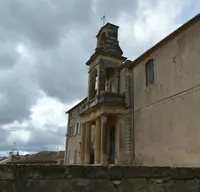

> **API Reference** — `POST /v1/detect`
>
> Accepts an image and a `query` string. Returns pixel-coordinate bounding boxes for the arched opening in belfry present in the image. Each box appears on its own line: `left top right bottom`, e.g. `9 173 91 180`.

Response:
98 32 106 49
105 67 116 92
90 68 98 99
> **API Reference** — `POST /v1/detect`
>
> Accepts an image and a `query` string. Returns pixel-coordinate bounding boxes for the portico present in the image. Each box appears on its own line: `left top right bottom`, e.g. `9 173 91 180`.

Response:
80 113 120 165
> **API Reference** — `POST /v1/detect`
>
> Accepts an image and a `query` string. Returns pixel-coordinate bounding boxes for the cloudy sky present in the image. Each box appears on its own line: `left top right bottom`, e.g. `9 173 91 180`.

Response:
0 0 199 156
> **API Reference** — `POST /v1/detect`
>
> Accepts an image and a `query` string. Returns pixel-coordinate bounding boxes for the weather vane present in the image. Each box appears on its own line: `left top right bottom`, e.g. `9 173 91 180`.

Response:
101 15 106 26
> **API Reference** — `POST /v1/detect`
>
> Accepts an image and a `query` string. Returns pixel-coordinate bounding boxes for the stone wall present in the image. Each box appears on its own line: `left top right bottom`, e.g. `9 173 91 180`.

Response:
1 165 200 191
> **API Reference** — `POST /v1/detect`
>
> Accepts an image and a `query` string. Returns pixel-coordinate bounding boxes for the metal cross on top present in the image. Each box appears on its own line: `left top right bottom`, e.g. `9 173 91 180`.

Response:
101 15 106 26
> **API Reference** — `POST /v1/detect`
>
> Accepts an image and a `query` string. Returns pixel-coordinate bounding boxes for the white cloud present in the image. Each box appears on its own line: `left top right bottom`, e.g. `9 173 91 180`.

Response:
30 91 81 128
30 91 66 128
1 91 81 152
117 0 192 59
2 91 80 131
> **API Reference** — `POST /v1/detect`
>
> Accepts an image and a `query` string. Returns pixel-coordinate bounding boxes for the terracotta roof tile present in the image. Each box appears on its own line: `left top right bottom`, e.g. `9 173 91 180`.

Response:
12 151 64 164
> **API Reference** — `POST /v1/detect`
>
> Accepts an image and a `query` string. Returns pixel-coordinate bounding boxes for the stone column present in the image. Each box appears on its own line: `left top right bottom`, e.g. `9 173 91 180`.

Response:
88 72 91 101
80 123 86 164
106 128 110 164
84 122 91 164
95 117 101 164
115 117 121 165
100 115 107 164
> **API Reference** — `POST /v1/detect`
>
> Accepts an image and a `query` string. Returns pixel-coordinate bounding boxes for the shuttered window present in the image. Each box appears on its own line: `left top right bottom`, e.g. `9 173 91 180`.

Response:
145 59 155 86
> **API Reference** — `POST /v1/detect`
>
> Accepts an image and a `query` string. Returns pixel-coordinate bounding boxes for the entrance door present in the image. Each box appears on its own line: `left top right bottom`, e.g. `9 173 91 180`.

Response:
109 127 115 164
90 148 94 164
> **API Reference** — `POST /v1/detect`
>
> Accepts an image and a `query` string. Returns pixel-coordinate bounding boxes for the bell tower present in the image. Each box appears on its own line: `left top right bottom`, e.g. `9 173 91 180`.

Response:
86 23 126 102
95 23 123 57
79 23 131 166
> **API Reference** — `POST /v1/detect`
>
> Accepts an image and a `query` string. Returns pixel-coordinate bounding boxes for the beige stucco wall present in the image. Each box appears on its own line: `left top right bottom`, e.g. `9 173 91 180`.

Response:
65 102 84 165
119 67 126 94
67 135 81 164
133 19 200 166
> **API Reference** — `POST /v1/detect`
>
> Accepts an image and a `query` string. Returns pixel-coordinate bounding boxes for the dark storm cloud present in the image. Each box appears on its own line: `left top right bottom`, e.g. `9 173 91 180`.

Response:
35 33 90 102
0 51 16 69
95 0 137 19
0 129 10 150
0 0 94 48
34 0 139 102
0 0 139 105
25 126 65 152
0 0 96 124
0 59 40 125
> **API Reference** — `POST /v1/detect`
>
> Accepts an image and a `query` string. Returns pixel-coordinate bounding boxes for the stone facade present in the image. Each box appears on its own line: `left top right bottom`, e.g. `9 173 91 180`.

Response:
1 165 200 191
133 14 200 167
66 15 200 167
65 98 87 165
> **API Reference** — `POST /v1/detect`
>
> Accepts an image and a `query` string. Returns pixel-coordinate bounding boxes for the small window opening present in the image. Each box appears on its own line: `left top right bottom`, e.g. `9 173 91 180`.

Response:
145 59 155 86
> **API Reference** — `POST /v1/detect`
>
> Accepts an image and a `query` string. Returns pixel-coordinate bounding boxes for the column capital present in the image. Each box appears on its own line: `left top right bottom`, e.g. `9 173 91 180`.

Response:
101 115 107 122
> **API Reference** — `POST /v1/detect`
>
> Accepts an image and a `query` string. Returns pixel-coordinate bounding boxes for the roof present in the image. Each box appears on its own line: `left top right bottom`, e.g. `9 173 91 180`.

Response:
0 155 23 164
0 157 6 161
129 14 200 68
9 151 64 164
66 97 87 113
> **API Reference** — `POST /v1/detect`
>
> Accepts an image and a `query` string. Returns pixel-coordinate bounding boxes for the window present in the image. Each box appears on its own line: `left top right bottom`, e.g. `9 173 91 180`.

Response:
69 113 72 119
73 125 76 136
109 81 113 92
76 122 80 135
145 59 155 86
74 150 78 164
79 142 81 153
69 126 73 136
109 80 115 92
95 76 98 90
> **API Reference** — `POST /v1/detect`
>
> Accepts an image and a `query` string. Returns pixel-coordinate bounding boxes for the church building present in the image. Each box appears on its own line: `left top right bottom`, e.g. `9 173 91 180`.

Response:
65 14 200 166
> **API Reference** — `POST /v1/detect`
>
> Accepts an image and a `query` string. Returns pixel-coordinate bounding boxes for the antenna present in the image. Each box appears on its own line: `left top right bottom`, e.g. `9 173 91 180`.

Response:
101 15 106 26
12 142 16 153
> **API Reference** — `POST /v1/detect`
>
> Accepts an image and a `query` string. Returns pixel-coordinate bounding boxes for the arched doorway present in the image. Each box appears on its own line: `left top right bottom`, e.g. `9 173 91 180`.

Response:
109 127 115 164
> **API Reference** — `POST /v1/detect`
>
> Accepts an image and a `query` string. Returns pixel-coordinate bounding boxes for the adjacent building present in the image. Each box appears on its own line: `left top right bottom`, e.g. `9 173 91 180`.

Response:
0 152 23 164
65 14 200 167
9 151 65 165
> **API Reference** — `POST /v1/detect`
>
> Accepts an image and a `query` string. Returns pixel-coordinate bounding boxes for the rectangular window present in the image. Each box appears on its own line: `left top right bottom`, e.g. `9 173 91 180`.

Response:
69 126 73 136
76 122 80 135
73 125 76 136
145 59 155 86
69 112 73 119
